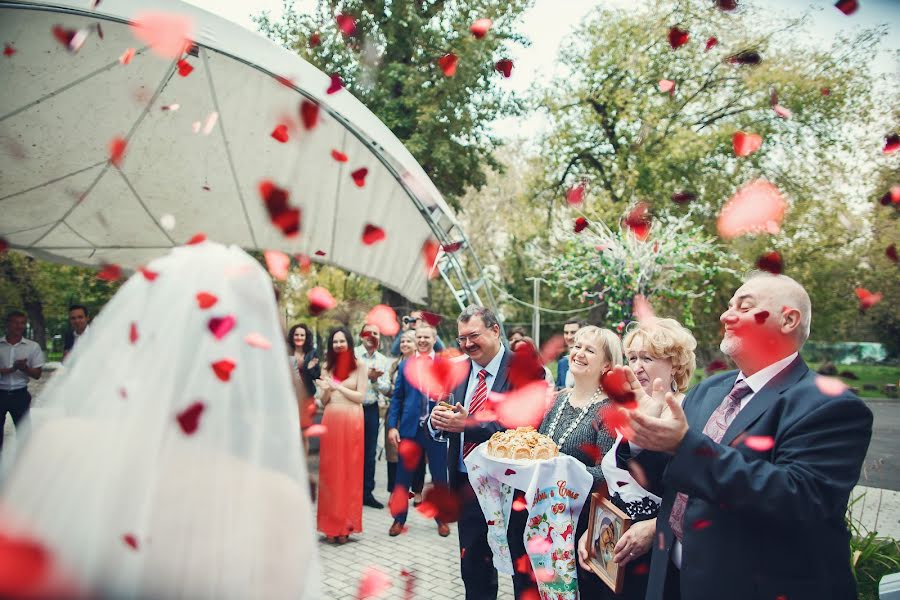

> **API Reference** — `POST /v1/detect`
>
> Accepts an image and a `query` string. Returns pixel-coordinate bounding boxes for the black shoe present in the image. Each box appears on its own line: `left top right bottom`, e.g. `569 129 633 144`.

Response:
363 495 384 509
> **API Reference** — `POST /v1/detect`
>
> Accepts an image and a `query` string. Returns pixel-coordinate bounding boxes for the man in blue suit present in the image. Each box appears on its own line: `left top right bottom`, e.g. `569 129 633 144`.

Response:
615 272 873 600
555 318 583 389
387 323 450 537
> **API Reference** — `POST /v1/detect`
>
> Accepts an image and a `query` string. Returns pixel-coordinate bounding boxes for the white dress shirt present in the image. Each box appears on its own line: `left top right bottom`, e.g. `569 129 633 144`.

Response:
0 336 45 390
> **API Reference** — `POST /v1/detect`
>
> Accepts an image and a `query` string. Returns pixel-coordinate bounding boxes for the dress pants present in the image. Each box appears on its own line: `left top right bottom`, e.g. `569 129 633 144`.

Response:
0 388 31 453
393 424 448 524
362 402 380 499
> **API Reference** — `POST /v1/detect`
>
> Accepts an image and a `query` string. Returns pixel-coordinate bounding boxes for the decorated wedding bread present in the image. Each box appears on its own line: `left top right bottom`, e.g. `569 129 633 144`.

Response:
486 426 560 461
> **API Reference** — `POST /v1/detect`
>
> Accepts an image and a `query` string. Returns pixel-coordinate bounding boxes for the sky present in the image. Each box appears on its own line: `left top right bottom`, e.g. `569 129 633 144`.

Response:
186 0 899 141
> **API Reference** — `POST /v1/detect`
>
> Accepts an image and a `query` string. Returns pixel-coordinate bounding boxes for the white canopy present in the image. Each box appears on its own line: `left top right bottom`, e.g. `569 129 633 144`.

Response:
0 0 465 303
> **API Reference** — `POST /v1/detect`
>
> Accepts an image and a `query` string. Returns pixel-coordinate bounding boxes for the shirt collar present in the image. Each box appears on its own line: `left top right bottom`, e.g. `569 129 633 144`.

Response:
416 350 436 360
738 352 799 393
475 345 506 379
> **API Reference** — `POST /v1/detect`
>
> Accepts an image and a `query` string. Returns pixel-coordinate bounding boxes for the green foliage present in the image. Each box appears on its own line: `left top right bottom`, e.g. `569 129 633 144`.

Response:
847 492 900 600
254 0 533 207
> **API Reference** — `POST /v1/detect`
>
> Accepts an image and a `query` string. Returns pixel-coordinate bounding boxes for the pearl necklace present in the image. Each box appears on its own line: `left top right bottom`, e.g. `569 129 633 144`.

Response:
546 388 604 449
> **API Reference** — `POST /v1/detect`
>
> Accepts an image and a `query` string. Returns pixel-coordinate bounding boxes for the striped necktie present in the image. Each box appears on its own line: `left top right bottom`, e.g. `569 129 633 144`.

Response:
462 369 489 458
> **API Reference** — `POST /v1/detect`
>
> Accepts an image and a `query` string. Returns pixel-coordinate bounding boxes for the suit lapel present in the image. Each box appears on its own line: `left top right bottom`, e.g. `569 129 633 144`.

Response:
721 357 809 447
691 377 737 432
492 347 512 393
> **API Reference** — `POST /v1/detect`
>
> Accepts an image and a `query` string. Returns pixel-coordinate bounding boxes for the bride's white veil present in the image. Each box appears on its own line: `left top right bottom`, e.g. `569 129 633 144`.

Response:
0 242 319 599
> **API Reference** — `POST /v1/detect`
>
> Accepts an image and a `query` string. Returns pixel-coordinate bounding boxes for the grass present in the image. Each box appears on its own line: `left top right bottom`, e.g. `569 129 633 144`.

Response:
848 492 900 599
807 363 900 400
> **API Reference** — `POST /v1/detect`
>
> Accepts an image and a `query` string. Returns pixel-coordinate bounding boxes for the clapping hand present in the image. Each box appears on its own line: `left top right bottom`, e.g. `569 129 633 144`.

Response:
620 394 688 454
607 365 666 417
429 403 468 433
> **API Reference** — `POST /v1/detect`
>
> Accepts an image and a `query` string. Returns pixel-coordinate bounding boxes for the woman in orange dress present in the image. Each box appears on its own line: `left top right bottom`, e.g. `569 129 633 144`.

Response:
315 326 366 544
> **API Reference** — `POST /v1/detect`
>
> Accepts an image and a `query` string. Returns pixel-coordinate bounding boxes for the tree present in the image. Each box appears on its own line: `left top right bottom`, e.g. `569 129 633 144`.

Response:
254 0 532 207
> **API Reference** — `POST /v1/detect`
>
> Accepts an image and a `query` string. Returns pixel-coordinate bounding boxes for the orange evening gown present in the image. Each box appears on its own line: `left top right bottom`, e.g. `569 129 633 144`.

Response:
316 372 364 537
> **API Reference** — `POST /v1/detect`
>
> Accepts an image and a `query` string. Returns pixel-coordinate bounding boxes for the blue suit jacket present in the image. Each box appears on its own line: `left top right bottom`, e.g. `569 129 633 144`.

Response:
555 356 569 389
387 358 434 439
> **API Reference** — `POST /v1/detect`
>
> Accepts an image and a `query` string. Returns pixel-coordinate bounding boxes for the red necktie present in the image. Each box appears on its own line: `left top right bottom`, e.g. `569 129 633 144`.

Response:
462 369 489 458
668 379 753 541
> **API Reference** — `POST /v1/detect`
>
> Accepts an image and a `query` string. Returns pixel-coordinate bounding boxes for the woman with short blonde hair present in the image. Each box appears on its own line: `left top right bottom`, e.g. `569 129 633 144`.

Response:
622 318 697 393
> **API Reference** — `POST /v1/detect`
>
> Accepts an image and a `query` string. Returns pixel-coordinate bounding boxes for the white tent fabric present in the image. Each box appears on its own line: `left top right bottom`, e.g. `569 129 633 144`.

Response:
0 0 461 303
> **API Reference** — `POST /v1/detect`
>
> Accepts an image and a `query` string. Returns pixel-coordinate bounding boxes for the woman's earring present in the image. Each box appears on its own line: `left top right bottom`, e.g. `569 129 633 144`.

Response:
670 379 678 393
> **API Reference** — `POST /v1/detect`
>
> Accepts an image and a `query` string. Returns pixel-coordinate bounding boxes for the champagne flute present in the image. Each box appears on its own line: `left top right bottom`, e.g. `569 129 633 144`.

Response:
434 392 454 442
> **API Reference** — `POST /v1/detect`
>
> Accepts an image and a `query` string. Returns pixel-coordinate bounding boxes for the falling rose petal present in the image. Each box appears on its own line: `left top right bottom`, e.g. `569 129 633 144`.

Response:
743 436 775 452
732 131 763 157
351 168 369 188
470 18 493 39
404 351 471 398
600 369 636 404
438 53 458 77
526 536 552 554
361 224 386 245
126 322 138 345
331 149 348 162
753 310 770 324
355 567 391 600
821 87 831 96
52 25 89 53
295 253 312 274
300 100 319 129
3 43 16 57
625 202 651 240
539 335 566 366
879 186 900 206
534 568 556 584
207 315 236 340
658 79 675 95
887 244 898 263
264 250 290 280
579 442 602 464
176 401 205 434
509 342 547 388
566 183 585 205
303 423 327 438
884 134 900 154
211 359 235 382
491 381 551 429
422 240 440 277
138 267 158 281
119 47 135 65
717 179 786 240
512 498 527 511
835 0 859 15
258 180 301 237
691 519 713 531
574 216 588 233
129 12 193 59
314 249 326 256
716 0 738 10
202 112 218 135
270 124 289 143
308 286 337 316
176 58 193 77
514 554 531 574
705 36 718 52
108 137 127 167
186 233 206 245
442 241 464 253
668 27 689 49
398 439 422 471
326 73 343 94
195 292 217 309
309 32 321 47
854 287 883 310
366 305 401 336
244 332 271 349
160 103 179 112
815 375 849 396
727 51 762 66
756 251 783 274
504 468 517 476
0 238 8 253
495 59 513 78
705 359 729 375
97 263 121 281
671 191 696 204
773 104 792 119
388 485 410 519
420 311 441 327
633 295 655 322
335 14 356 37
122 534 139 550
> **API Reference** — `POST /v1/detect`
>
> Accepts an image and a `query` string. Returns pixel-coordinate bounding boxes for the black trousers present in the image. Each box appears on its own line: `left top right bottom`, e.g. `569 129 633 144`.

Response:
363 403 379 498
0 388 31 452
455 472 537 600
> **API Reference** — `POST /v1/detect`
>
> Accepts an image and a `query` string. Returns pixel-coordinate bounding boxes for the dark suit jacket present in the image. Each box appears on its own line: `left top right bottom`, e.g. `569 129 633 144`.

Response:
388 358 435 439
445 348 512 489
555 356 569 390
635 357 872 600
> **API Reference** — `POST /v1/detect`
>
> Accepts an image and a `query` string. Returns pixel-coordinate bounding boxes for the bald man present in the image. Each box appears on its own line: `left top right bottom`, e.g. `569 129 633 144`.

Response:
613 272 872 600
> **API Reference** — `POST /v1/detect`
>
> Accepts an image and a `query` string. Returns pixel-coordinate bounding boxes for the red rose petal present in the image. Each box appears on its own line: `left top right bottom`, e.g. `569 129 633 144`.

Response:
295 253 312 274
716 0 738 10
176 58 193 77
314 249 326 256
691 519 713 531
574 216 589 233
398 439 422 471
504 468 517 476
773 104 792 119
753 310 770 324
420 311 441 327
304 423 327 438
331 149 348 162
0 530 53 595
207 315 236 340
3 43 16 57
438 53 458 77
335 14 356 36
128 322 138 344
743 435 775 452
625 202 651 240
668 27 689 49
514 554 531 574
417 485 461 523
361 224 386 245
211 359 236 382
308 286 336 316
756 251 783 274
366 304 401 336
404 351 471 398
270 124 289 143
388 484 410 519
176 401 205 434
658 79 675 95
705 359 729 374
886 244 898 263
186 233 206 245
671 190 696 204
309 32 320 47
122 534 139 550
854 287 883 310
491 381 552 429
300 100 319 129
196 292 218 309
579 442 602 464
108 137 127 167
138 267 158 281
815 375 849 396
356 567 391 600
351 167 368 187
728 51 762 66
835 0 858 15
97 263 121 281
264 250 290 280
0 238 8 253
821 87 831 96
600 369 636 404
512 498 527 511
118 47 135 64
717 179 786 239
732 131 763 157
526 536 552 554
129 12 193 59
495 59 513 78
244 332 271 349
422 239 440 277
470 18 493 39
258 180 301 238
442 241 464 253
326 73 343 94
705 36 718 52
884 134 900 154
566 182 585 205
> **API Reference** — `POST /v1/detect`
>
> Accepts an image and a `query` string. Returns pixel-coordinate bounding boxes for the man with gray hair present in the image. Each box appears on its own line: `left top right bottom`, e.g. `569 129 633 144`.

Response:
614 272 872 600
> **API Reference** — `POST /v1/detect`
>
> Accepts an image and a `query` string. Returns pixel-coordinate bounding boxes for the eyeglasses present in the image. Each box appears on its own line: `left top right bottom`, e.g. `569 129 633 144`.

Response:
456 330 484 345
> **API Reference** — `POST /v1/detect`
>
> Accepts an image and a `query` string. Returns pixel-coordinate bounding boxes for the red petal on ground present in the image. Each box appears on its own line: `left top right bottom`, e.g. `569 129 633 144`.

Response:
335 14 356 36
884 134 900 154
398 439 422 471
300 100 319 129
244 332 271 349
366 304 400 336
470 18 493 39
326 73 343 94
668 27 689 49
717 179 786 239
195 292 217 309
756 251 783 274
625 202 652 240
97 263 121 281
705 37 718 52
743 435 775 452
539 335 566 365
176 59 193 77
361 223 385 245
495 59 513 78
122 534 139 550
835 0 859 15
438 53 458 77
855 287 883 310
3 43 16 57
129 12 193 58
420 311 442 326
176 401 205 434
491 381 552 429
308 286 337 316
600 369 636 404
270 124 289 143
108 137 126 167
405 351 471 398
671 190 696 204
264 250 290 280
887 244 898 263
574 216 588 233
211 360 235 382
566 183 585 205
331 149 348 162
129 322 138 344
355 567 391 600
351 167 368 187
207 315 236 340
732 131 763 157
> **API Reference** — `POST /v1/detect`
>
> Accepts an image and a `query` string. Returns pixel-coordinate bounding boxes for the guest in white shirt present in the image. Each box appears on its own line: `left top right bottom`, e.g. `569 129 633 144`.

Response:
0 311 44 452
355 324 392 509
